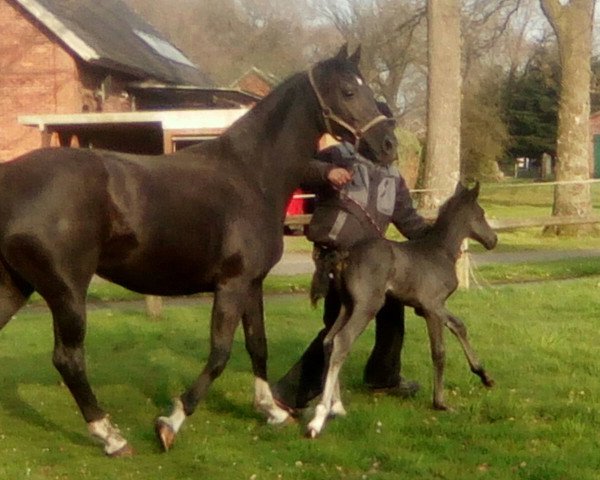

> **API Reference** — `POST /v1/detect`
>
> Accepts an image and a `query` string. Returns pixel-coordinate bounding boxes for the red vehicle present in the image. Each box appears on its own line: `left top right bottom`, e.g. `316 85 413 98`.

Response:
284 189 314 235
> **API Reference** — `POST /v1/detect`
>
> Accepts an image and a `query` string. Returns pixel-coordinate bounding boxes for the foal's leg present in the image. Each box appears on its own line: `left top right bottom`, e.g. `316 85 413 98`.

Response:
326 305 348 418
242 282 289 424
156 282 245 451
444 311 494 387
329 377 347 417
421 309 447 410
307 301 378 438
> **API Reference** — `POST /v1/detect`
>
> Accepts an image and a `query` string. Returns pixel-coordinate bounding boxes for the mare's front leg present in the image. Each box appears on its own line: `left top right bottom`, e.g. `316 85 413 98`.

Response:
242 282 289 424
155 281 245 451
444 311 494 387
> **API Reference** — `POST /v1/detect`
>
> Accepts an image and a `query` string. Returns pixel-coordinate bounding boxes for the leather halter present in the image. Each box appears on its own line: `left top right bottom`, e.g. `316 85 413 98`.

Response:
308 67 390 150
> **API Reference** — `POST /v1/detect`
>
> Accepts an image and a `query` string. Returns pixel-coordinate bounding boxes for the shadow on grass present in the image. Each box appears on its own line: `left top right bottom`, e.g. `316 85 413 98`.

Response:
0 350 91 448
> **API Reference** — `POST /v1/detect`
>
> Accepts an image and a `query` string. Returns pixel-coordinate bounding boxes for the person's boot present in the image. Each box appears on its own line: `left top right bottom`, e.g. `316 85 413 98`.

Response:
368 377 420 399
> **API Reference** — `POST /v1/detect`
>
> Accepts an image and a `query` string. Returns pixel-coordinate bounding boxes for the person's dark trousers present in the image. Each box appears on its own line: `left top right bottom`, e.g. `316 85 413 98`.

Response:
271 287 406 409
364 295 405 389
271 286 342 409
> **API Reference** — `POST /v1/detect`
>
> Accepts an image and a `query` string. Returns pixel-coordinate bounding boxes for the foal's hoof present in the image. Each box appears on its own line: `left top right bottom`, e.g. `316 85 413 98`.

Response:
433 402 449 411
305 427 319 439
482 376 495 388
108 443 135 458
155 418 176 452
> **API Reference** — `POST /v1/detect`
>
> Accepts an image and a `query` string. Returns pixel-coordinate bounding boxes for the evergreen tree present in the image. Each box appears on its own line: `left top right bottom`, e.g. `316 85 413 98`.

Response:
503 46 559 161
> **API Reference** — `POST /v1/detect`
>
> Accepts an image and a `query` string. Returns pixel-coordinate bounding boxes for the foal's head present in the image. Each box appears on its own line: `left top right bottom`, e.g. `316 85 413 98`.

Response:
309 45 398 166
439 182 497 250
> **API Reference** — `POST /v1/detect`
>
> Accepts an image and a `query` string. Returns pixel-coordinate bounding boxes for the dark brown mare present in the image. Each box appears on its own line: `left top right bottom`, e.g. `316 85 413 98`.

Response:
305 183 498 438
0 46 397 455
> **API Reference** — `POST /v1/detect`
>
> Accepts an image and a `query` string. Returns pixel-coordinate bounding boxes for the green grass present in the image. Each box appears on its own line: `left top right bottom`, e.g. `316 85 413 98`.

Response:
472 257 600 284
25 255 599 306
1 279 599 479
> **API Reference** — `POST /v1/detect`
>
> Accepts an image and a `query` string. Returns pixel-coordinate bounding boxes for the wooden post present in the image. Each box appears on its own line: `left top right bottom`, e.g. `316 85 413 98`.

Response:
457 239 470 290
145 295 163 319
143 130 176 319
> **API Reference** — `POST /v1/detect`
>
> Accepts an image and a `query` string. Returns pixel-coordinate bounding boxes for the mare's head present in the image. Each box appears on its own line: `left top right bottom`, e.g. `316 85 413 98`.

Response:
439 182 497 250
309 45 397 165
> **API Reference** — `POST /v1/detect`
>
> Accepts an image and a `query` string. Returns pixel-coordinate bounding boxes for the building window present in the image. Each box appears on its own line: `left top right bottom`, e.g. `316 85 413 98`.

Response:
134 30 196 68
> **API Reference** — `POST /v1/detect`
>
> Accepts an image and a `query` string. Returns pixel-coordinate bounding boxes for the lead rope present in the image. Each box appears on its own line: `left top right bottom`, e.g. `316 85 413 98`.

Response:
335 187 385 238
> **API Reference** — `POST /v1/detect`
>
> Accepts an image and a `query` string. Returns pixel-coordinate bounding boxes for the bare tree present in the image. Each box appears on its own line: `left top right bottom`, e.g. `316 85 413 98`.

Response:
420 0 462 209
540 0 596 233
125 0 317 83
314 0 427 122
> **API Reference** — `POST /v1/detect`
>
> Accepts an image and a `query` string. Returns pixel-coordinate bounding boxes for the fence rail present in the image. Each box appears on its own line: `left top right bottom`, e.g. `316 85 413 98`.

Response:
283 211 600 291
148 182 600 316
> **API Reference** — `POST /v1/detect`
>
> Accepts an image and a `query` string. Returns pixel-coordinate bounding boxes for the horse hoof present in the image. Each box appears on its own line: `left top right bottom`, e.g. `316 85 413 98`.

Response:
305 428 319 439
483 377 495 388
155 419 176 452
108 443 135 457
280 415 298 426
433 402 448 411
329 402 347 418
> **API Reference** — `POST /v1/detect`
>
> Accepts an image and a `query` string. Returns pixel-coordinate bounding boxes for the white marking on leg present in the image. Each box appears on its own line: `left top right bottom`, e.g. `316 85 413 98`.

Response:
308 345 344 437
88 416 128 456
156 398 187 434
307 403 328 437
330 379 347 417
253 377 289 424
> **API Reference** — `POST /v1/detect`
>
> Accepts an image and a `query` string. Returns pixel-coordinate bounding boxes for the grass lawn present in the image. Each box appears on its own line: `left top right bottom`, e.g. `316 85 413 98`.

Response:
1 279 599 479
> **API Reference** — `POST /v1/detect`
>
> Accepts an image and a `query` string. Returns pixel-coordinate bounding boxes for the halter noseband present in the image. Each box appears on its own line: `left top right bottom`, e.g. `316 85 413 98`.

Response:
308 67 390 150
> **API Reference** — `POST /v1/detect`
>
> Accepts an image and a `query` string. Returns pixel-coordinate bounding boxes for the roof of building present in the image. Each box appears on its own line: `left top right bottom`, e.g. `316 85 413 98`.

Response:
12 0 213 87
232 67 279 89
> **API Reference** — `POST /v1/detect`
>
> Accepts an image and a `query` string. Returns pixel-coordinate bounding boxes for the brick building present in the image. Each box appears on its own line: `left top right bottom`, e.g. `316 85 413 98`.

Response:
0 0 255 161
232 67 278 99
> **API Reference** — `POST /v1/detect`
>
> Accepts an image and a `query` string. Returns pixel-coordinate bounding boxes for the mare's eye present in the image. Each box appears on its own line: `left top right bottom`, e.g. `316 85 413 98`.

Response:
342 88 355 98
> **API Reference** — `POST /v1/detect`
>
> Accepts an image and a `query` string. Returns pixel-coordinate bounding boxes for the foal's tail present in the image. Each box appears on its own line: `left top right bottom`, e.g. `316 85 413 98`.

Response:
309 248 349 307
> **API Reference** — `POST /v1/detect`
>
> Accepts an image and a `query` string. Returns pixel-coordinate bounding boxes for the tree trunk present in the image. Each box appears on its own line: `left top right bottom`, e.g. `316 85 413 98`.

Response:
540 0 595 235
420 0 462 209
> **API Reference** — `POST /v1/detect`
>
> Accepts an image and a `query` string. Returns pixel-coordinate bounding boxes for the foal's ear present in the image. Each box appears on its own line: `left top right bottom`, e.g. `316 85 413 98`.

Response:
336 44 349 60
349 45 362 66
454 181 467 196
470 181 481 198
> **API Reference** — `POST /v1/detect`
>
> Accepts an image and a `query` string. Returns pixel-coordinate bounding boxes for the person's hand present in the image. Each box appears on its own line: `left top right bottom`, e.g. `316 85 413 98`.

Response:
327 167 353 188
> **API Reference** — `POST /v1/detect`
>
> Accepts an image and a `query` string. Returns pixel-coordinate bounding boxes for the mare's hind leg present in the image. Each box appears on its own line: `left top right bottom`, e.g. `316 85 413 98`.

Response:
0 261 33 329
3 239 129 456
49 296 130 456
155 281 247 451
444 311 494 387
242 282 289 424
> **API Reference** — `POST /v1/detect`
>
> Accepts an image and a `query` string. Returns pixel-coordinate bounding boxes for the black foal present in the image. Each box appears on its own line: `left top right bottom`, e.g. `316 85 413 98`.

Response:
307 182 497 438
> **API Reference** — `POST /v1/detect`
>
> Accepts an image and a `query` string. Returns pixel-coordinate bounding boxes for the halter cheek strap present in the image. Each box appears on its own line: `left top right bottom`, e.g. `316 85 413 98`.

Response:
308 68 390 150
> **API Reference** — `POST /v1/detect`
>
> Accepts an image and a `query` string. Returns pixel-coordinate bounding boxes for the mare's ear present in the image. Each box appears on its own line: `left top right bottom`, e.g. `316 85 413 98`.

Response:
336 44 349 60
349 45 362 66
